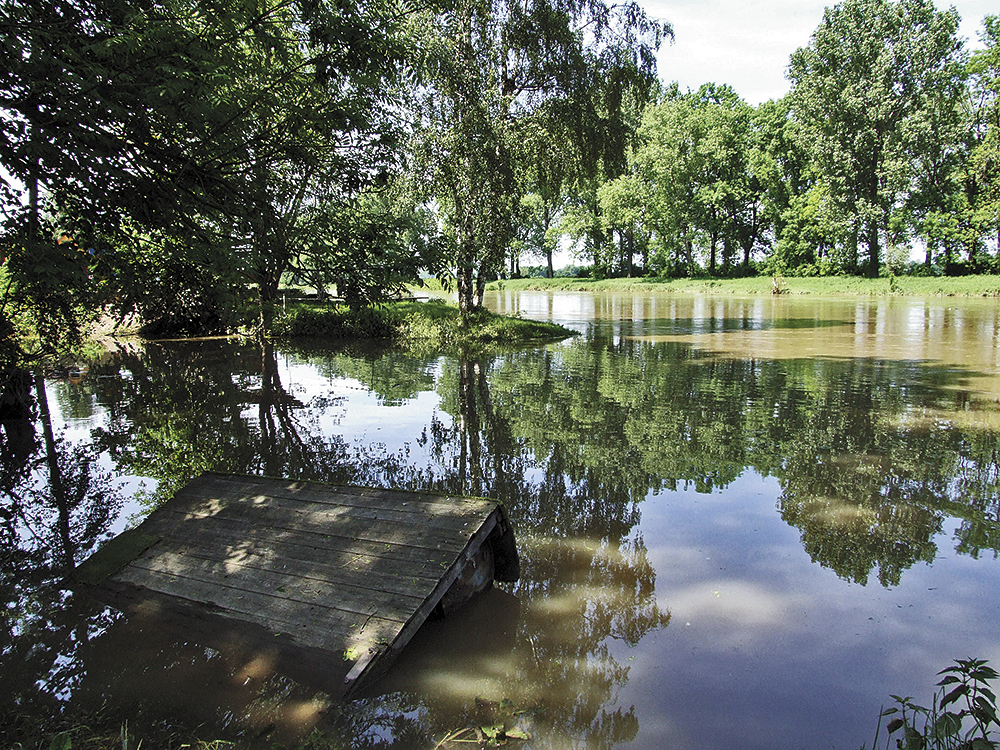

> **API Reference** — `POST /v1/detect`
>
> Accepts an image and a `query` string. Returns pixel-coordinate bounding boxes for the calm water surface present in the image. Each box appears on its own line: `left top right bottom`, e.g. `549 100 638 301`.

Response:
4 291 1000 750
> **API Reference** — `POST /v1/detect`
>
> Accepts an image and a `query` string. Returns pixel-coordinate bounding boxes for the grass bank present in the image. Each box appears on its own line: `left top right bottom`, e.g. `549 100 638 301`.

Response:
483 274 1000 297
272 297 575 346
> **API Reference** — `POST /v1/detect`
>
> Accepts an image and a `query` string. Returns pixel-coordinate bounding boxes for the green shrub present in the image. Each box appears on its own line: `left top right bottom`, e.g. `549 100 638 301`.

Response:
273 304 397 339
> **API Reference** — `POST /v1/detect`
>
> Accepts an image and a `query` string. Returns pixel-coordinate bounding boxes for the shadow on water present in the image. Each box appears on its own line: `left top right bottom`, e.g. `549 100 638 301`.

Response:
2 321 1000 747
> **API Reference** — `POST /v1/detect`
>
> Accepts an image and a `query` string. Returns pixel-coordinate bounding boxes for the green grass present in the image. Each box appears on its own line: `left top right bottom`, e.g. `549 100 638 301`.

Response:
483 274 1000 297
272 298 575 347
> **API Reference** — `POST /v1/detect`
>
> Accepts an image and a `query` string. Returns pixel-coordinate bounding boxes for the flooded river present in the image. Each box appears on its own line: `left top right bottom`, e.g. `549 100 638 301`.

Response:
3 291 1000 749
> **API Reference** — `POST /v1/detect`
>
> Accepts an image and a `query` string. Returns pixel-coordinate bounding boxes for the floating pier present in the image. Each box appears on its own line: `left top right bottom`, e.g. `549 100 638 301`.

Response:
75 473 519 697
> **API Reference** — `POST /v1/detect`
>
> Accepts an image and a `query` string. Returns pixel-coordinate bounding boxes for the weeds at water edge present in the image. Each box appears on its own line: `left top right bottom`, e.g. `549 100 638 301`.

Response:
868 658 1000 750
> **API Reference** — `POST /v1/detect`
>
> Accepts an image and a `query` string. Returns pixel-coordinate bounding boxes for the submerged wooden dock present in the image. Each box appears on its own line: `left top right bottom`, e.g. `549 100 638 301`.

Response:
75 473 519 697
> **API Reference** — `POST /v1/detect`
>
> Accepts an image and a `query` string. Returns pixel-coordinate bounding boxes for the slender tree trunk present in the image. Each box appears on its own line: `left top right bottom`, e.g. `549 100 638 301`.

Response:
847 222 859 273
457 260 474 314
709 230 718 275
544 202 554 278
475 261 488 309
866 221 880 278
35 373 74 573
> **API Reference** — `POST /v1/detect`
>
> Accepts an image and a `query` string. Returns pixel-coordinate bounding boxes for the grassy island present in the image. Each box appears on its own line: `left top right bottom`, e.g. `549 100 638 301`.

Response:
271 296 576 346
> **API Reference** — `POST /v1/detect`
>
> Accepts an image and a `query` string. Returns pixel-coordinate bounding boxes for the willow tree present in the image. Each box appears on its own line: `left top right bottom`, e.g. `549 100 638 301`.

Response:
405 0 669 314
788 0 964 277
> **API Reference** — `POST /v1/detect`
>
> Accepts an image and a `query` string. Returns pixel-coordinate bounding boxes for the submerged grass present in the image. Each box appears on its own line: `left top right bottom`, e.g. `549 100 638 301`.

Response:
273 298 575 347
1 708 238 750
485 274 1000 298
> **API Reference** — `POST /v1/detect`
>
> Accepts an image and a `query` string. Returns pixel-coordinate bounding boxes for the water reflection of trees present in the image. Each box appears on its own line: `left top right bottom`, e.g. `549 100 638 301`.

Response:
10 331 1000 741
478 337 1000 585
44 340 671 747
81 335 1000 587
0 372 121 723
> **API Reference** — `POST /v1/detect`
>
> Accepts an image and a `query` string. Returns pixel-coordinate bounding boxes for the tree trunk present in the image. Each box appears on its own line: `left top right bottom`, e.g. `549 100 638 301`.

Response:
475 261 488 310
544 202 554 278
35 373 75 573
866 221 880 278
709 230 718 275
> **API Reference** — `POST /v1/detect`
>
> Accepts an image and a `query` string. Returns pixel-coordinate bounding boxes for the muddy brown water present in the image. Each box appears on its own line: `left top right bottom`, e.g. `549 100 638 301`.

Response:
4 291 1000 749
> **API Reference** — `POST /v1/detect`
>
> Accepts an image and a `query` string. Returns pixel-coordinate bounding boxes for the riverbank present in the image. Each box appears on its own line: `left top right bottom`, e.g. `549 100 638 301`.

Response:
482 274 1000 297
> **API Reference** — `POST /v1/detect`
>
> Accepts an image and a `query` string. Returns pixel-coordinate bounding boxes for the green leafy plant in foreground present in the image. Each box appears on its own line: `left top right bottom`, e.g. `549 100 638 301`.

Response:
871 658 1000 749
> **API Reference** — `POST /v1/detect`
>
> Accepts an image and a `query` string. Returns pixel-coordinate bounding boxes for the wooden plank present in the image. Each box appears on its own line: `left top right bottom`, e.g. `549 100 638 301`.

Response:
108 567 402 656
125 549 426 620
144 500 486 546
135 511 459 573
129 537 453 595
184 473 493 517
80 473 517 700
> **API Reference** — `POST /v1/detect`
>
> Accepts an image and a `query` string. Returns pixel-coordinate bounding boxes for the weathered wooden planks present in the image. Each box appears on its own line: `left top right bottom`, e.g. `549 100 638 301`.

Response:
76 472 519 697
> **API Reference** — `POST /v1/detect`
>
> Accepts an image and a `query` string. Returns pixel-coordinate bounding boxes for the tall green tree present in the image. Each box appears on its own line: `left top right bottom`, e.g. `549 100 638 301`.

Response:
629 90 702 276
627 85 768 277
967 15 1000 263
405 0 669 312
1 0 411 353
788 0 965 277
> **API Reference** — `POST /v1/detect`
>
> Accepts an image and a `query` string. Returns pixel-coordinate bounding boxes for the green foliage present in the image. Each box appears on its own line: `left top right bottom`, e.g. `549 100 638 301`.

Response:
788 0 966 278
1 0 412 342
273 303 399 340
628 84 768 278
404 0 669 312
872 659 1000 750
272 300 574 347
3 0 998 345
0 235 100 364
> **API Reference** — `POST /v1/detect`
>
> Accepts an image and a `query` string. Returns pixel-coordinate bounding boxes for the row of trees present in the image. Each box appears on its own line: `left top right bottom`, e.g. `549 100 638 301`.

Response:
587 2 1000 280
2 0 999 357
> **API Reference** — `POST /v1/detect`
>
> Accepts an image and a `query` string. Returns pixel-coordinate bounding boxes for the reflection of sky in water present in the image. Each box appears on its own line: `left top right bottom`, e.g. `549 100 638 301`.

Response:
617 470 1000 749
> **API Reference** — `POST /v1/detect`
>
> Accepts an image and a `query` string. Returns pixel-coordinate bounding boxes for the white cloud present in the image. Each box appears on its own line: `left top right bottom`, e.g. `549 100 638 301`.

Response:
643 0 997 105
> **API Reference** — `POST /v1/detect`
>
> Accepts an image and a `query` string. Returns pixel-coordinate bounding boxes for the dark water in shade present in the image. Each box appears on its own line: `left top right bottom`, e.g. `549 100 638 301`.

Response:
3 291 1000 749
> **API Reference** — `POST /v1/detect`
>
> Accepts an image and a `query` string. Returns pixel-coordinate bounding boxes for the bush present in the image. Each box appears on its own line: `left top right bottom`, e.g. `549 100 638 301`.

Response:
273 303 398 339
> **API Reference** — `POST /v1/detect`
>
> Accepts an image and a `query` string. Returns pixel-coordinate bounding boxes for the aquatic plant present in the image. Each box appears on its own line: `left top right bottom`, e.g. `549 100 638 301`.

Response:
871 658 1000 750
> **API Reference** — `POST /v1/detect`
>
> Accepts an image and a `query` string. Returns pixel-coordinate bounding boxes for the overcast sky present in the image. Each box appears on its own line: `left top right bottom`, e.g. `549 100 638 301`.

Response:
645 0 997 105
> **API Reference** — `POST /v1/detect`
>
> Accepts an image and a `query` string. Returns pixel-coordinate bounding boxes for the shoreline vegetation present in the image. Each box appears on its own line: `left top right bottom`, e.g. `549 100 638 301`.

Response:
480 273 1000 298
197 269 1000 345
270 297 575 346
70 272 1000 357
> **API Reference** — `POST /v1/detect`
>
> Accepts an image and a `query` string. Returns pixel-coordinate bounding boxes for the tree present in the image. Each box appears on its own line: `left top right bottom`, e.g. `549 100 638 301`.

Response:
0 0 411 352
788 0 965 277
405 0 669 313
597 173 651 276
630 91 703 276
627 85 768 277
967 16 1000 264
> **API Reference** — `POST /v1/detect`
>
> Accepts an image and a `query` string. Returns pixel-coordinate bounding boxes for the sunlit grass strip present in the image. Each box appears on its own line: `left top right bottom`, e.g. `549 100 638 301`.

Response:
485 275 1000 297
